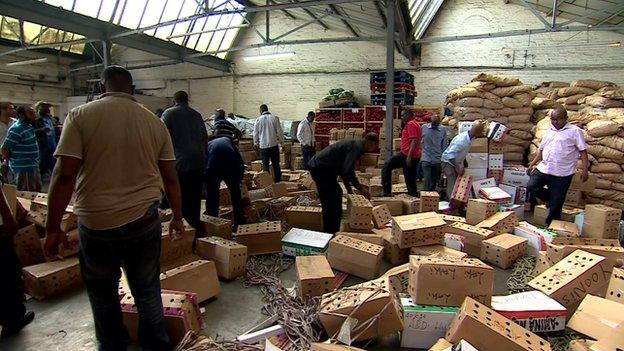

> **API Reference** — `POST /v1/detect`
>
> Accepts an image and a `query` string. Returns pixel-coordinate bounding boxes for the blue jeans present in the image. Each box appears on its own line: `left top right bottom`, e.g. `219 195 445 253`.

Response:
78 203 170 351
527 169 574 225
421 161 442 191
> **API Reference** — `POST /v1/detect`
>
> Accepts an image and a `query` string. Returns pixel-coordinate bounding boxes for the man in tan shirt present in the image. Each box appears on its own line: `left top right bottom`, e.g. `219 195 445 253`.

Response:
44 66 184 351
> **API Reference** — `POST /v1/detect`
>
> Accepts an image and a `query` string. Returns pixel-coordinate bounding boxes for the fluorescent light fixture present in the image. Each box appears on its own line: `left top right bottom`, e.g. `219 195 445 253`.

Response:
6 58 48 67
609 41 621 48
242 52 296 62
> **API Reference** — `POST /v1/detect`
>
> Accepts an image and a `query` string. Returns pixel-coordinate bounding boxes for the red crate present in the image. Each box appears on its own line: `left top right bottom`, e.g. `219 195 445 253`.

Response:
370 82 416 92
314 122 341 135
343 122 365 130
364 105 399 122
365 122 382 135
343 108 365 122
315 109 342 121
315 135 330 149
405 105 444 124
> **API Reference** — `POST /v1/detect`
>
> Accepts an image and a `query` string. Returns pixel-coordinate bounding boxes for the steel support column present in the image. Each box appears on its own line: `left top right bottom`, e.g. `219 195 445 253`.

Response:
551 0 557 29
101 40 111 68
384 0 395 160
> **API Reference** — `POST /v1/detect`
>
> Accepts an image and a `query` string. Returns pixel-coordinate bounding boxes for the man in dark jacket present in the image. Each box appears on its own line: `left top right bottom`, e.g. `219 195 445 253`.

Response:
308 133 378 233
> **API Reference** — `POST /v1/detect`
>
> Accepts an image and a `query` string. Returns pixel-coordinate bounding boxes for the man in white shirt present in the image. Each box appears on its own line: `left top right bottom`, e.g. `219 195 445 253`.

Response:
296 111 315 170
253 104 284 182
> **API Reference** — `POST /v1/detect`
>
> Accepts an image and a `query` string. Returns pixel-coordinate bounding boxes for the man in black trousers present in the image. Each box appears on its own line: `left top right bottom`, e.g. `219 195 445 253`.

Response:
308 133 379 234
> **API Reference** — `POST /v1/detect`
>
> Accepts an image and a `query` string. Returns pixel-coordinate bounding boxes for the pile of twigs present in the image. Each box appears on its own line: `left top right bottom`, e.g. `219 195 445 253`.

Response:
175 332 263 351
506 256 537 294
243 254 324 350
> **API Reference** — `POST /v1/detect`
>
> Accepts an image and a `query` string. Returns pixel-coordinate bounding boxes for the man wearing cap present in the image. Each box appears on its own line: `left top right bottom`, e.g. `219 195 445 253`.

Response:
213 108 241 145
34 101 57 178
162 91 207 235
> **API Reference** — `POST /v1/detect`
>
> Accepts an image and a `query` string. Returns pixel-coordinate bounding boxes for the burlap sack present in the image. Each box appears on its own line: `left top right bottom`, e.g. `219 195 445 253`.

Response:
597 173 624 183
590 163 621 173
483 99 504 109
481 91 502 103
504 144 526 153
442 116 452 125
454 107 497 118
557 86 596 97
596 179 612 189
571 79 615 90
505 153 524 162
472 73 520 87
490 116 509 124
607 108 624 119
502 97 523 108
509 130 533 140
564 104 581 111
587 197 624 210
513 93 533 106
448 119 457 127
466 81 496 91
597 87 624 100
448 87 482 100
456 97 485 108
533 108 552 121
589 189 624 203
579 95 624 109
619 129 624 138
612 182 624 193
499 107 533 116
491 85 533 97
587 120 619 137
508 114 532 123
461 113 487 121
592 136 624 151
587 144 624 160
503 134 531 147
557 94 586 106
507 122 534 132
596 157 624 165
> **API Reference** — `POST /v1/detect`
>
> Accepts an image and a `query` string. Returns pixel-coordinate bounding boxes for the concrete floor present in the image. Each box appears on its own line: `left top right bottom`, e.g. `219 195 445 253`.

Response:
0 259 511 351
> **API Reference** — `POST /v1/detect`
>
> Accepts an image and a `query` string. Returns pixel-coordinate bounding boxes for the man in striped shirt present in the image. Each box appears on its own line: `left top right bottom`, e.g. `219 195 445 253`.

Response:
1 106 41 192
213 108 241 145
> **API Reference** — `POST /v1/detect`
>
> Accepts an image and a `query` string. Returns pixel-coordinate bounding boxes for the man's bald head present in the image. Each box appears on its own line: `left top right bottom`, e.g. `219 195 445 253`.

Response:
470 120 485 138
550 104 568 130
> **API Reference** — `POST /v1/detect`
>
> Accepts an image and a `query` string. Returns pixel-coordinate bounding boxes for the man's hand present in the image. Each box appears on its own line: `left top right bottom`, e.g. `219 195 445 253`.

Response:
358 188 371 200
44 230 69 261
581 169 589 182
406 157 413 168
168 218 185 239
457 165 465 176
527 164 537 176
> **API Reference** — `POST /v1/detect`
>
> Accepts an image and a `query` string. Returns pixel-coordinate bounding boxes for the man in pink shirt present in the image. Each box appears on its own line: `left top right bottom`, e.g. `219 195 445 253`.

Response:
381 110 422 196
527 105 589 225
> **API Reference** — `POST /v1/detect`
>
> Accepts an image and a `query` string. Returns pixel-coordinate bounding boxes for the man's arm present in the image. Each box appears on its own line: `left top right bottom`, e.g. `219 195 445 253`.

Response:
253 119 260 147
44 156 81 258
579 150 589 182
296 122 305 144
406 139 417 167
158 160 185 235
1 146 10 161
527 150 542 175
275 117 285 144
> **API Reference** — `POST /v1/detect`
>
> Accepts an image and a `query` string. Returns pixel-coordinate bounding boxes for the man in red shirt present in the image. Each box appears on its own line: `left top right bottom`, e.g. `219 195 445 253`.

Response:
381 110 422 196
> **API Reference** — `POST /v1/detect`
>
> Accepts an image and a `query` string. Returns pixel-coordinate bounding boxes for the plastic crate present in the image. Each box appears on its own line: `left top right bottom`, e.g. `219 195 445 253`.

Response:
370 93 415 106
315 135 330 149
343 122 365 129
314 122 341 135
343 108 365 122
370 71 414 84
365 122 382 135
369 82 416 93
404 105 444 124
364 105 399 121
315 109 342 121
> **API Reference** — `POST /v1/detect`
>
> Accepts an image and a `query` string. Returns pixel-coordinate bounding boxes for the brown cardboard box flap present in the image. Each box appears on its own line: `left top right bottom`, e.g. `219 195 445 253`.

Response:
296 255 334 281
548 220 580 237
337 232 384 246
445 297 552 351
567 295 624 341
310 343 366 351
476 211 518 235
568 340 595 351
606 267 624 304
410 244 468 259
160 260 221 302
446 222 495 244
591 321 624 351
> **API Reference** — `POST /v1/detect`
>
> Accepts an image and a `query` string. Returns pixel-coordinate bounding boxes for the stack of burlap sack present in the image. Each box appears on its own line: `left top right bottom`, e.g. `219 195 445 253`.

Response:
443 73 535 163
531 81 624 209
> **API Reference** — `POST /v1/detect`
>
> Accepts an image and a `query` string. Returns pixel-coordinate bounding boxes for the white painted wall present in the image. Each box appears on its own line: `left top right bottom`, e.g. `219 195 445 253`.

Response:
129 0 624 120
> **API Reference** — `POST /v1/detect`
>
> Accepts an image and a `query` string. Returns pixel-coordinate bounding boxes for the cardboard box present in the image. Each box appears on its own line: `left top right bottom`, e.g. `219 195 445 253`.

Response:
548 237 623 268
200 214 232 239
529 250 610 309
13 224 44 266
491 291 566 333
281 228 332 256
440 214 466 225
346 194 373 231
122 290 202 346
250 160 262 172
371 197 403 216
480 233 528 269
419 191 440 213
568 340 595 351
160 223 195 268
326 234 383 280
534 251 553 276
429 339 453 351
310 344 366 351
514 222 556 257
25 211 77 233
408 256 494 307
464 168 487 181
562 206 583 223
488 154 503 170
286 206 323 232
567 294 624 341
22 257 82 300
376 227 409 265
488 169 504 184
478 186 512 203
565 188 584 207
569 171 597 193
391 212 447 249
254 171 274 188
502 169 530 187
591 321 624 351
196 237 247 279
451 175 472 203
532 205 548 226
606 267 624 304
469 138 488 153
396 194 419 214
319 278 403 341
488 140 504 154
445 297 552 351
466 199 497 225
471 178 496 198
234 221 282 255
582 204 622 239
160 260 221 303
296 255 335 298
410 244 468 259
372 204 392 228
466 153 488 169
476 211 518 235
548 220 579 237
400 297 459 349
381 263 410 294
446 222 495 257
337 232 384 246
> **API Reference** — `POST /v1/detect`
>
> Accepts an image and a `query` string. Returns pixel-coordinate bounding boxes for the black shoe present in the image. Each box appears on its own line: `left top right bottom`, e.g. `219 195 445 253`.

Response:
1 311 35 338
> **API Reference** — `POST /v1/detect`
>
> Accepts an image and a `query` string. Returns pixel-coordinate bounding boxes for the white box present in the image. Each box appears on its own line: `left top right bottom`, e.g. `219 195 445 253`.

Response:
513 222 556 257
500 204 525 221
491 291 567 333
498 184 517 205
502 169 530 187
281 228 333 256
472 178 496 198
458 121 473 134
465 168 487 181
400 297 459 349
444 234 464 252
466 153 488 169
574 212 584 234
488 155 503 170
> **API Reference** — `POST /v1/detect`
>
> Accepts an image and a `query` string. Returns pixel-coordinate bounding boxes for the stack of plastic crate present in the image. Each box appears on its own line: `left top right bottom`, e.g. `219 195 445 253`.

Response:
369 71 416 105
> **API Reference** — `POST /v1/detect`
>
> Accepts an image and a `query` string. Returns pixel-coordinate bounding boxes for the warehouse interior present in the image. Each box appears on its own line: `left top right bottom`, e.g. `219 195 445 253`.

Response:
0 0 623 350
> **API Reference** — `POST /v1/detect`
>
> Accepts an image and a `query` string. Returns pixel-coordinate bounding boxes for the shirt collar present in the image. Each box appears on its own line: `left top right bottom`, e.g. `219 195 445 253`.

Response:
98 92 137 102
549 122 572 131
261 111 271 115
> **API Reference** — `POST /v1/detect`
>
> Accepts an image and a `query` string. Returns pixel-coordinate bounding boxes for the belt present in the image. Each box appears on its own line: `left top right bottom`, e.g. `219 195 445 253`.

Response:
122 204 160 232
